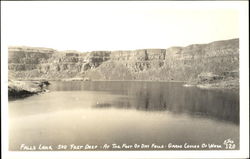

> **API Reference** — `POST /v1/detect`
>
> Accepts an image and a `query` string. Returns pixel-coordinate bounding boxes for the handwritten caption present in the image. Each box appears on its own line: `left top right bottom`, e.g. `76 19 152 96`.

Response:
19 139 236 151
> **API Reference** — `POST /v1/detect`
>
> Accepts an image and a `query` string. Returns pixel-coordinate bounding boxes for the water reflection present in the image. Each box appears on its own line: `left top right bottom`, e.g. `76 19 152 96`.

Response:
9 81 239 151
49 81 239 124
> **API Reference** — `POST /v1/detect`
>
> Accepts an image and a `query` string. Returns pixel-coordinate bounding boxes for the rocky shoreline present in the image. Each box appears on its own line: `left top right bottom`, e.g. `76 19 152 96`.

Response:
183 71 239 91
196 79 239 91
8 80 50 99
8 76 238 100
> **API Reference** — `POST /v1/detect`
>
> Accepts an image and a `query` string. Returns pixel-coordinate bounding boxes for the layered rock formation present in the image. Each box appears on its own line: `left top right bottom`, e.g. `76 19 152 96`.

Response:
8 38 239 82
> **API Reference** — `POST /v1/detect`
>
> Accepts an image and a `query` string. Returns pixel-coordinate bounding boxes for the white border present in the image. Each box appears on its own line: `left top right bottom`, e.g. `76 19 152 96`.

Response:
1 1 249 159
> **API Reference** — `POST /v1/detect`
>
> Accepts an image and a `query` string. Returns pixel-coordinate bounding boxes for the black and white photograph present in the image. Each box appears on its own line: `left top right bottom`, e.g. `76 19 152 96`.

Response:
1 1 249 159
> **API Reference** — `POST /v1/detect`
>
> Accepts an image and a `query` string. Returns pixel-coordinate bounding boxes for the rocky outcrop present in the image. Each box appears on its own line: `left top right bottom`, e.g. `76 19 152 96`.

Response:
8 38 239 83
8 80 50 99
191 71 239 90
198 72 223 82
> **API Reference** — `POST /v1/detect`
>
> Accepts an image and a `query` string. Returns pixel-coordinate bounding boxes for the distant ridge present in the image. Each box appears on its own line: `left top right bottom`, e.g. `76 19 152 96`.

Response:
8 38 239 83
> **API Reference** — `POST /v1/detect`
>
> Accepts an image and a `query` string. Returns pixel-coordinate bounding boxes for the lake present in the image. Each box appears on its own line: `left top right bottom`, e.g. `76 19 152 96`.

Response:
9 81 239 151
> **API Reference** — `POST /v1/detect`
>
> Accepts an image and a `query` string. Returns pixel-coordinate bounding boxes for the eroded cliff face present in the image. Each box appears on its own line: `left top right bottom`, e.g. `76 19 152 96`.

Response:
8 38 239 81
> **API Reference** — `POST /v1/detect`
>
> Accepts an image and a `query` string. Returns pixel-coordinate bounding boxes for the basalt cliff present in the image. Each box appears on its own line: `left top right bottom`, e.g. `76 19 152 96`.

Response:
8 38 239 85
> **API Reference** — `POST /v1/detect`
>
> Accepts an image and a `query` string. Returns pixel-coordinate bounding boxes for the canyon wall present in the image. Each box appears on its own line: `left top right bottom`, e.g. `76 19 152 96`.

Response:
8 38 239 81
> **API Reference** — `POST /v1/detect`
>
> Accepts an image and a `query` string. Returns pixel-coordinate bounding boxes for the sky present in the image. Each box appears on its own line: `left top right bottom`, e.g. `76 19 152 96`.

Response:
2 1 242 52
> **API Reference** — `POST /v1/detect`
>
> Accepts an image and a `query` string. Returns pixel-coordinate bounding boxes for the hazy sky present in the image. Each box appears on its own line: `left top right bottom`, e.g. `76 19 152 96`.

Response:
2 1 242 51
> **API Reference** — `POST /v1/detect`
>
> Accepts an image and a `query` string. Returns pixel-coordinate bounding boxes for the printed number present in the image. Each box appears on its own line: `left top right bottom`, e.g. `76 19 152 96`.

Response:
225 143 236 149
57 144 67 150
223 139 236 149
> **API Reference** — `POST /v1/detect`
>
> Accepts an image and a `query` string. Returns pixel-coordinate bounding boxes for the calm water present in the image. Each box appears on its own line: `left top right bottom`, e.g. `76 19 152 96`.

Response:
9 81 239 151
